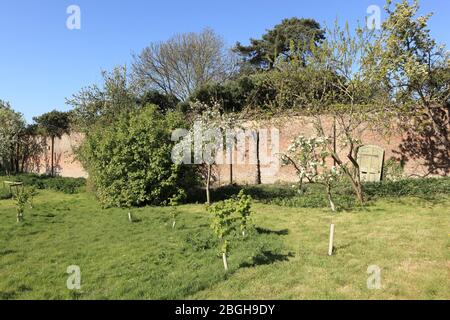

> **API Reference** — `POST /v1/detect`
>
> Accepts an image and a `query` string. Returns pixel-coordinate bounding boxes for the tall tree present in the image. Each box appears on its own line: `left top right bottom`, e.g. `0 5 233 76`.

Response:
370 0 450 174
137 90 179 114
132 28 238 101
67 66 136 132
33 110 71 176
0 100 26 174
234 17 325 70
263 22 391 203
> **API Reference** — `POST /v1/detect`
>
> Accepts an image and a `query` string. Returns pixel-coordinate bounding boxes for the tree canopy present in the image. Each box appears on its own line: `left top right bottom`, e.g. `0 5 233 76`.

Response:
132 28 238 101
234 17 325 70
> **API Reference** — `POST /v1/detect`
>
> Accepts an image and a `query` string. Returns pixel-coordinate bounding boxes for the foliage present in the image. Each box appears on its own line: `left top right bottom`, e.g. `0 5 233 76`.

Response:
188 76 255 113
13 187 35 222
234 17 325 70
33 110 71 176
0 101 26 174
369 0 450 175
382 158 405 182
234 190 254 237
132 28 238 101
0 187 12 200
208 191 254 269
77 105 193 208
67 66 137 132
11 173 86 194
33 110 71 140
138 90 179 114
197 177 450 209
364 177 450 199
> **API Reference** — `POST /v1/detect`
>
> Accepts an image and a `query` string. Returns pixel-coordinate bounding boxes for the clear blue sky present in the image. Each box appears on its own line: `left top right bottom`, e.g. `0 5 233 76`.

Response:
1 0 449 123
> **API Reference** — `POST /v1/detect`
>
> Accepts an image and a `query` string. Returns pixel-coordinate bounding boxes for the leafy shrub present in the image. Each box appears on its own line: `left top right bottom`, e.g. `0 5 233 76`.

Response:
364 177 450 199
14 187 35 222
77 105 196 207
382 158 405 181
10 173 86 194
41 177 85 194
207 191 254 270
0 187 12 200
201 177 450 209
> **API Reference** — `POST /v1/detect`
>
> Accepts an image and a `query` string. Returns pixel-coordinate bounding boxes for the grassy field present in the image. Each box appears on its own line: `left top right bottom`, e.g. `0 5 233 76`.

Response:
0 188 449 300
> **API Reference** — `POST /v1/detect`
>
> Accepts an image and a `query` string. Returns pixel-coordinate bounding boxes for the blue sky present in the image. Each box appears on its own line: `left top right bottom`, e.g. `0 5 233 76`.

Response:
0 0 449 123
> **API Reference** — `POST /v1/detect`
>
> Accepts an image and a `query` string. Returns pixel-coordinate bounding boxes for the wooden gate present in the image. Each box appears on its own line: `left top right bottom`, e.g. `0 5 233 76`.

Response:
357 145 385 182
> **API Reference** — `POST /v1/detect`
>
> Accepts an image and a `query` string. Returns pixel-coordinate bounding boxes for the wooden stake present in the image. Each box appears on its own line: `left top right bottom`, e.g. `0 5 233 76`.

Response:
328 223 335 256
128 212 132 222
222 253 228 271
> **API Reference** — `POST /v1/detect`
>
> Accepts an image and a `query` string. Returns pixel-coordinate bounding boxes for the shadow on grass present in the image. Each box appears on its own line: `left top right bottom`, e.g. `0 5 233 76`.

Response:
0 291 17 300
333 243 352 254
255 227 289 236
0 249 16 256
240 251 294 268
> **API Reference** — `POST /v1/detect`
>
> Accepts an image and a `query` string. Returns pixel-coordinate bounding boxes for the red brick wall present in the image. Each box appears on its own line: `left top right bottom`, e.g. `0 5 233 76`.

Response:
32 117 446 183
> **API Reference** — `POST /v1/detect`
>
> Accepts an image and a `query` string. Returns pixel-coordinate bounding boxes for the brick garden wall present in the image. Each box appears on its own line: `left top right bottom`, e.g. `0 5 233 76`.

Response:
32 116 447 183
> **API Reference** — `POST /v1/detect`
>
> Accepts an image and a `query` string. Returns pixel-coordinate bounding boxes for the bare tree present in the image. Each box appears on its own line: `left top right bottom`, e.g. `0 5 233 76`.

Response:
131 28 238 101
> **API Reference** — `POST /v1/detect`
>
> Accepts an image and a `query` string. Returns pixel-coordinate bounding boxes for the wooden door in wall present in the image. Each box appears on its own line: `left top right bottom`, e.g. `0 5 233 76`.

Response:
357 145 385 182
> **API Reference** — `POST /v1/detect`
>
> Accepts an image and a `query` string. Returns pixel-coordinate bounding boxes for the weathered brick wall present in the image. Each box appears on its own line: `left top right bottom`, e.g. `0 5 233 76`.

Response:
27 133 87 178
213 116 444 185
33 116 446 183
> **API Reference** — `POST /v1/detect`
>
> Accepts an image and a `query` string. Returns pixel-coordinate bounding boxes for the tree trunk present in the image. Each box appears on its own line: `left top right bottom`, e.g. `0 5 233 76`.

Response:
206 164 212 204
331 153 364 204
333 117 337 166
51 136 55 177
15 143 20 174
255 131 261 185
326 184 336 212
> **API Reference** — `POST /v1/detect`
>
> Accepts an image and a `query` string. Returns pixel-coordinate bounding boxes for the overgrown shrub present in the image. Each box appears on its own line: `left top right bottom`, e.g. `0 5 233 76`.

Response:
0 187 12 200
77 105 197 207
382 158 405 181
11 173 86 194
201 177 450 209
364 178 450 198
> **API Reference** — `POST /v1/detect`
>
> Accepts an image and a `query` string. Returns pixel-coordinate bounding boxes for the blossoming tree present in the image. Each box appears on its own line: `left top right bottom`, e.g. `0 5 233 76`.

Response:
282 135 341 212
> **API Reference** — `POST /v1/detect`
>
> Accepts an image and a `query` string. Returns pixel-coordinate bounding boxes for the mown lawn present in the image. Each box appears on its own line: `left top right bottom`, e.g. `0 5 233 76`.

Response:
0 189 449 300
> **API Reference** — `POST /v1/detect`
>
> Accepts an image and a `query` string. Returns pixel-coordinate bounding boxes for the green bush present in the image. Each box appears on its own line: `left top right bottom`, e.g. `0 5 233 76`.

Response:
0 187 12 200
77 105 196 207
364 177 450 198
201 177 450 209
9 173 86 194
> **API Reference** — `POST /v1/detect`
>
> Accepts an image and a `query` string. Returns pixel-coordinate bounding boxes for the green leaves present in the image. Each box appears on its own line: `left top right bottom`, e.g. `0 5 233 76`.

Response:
208 191 254 254
78 105 192 208
13 187 35 222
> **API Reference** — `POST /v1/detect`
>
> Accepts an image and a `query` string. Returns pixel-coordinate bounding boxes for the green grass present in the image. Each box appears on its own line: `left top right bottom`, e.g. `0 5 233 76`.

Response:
0 187 449 300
